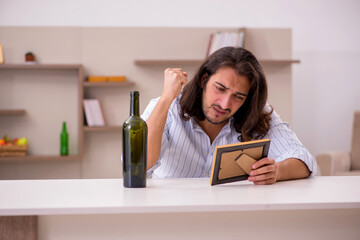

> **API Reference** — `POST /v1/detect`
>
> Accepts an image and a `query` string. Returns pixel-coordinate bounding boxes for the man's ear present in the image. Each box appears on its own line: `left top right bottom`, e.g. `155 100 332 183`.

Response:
201 73 209 88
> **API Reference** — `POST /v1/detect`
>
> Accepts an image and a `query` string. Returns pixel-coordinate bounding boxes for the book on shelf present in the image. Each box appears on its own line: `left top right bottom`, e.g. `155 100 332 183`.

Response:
207 29 245 56
83 99 105 127
87 76 126 83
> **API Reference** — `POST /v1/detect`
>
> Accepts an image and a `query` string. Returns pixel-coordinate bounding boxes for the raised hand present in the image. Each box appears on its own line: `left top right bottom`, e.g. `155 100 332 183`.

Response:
161 68 188 102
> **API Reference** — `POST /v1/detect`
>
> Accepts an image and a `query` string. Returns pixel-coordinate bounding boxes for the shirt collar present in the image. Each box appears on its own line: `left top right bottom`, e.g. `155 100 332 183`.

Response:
190 117 203 132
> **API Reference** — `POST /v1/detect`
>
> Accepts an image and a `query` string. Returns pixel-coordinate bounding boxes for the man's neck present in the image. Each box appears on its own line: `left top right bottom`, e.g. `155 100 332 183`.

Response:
196 119 228 144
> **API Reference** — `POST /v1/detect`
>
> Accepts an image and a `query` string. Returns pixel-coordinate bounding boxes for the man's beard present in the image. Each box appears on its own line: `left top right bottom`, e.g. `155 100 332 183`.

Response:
203 104 231 125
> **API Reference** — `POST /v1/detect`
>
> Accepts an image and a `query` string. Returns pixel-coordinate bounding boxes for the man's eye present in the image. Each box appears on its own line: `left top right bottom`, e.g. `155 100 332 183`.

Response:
235 95 244 101
215 86 225 92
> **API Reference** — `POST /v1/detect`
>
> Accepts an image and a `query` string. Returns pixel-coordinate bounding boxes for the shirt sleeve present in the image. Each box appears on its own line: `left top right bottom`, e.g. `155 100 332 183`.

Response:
265 109 318 177
141 97 172 177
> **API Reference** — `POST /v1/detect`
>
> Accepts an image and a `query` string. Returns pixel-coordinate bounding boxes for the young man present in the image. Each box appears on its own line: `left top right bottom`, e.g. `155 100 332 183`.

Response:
141 47 317 185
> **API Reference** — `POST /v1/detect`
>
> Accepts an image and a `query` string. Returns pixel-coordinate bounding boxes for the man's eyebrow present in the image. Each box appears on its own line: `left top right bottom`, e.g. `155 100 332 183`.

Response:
215 81 248 97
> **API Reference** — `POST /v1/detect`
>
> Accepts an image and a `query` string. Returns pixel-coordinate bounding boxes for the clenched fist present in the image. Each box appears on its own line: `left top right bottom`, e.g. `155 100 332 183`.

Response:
161 68 188 102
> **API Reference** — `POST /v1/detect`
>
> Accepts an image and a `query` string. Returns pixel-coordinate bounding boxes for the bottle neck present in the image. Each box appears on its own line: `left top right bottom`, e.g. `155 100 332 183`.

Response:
130 92 140 116
62 122 67 132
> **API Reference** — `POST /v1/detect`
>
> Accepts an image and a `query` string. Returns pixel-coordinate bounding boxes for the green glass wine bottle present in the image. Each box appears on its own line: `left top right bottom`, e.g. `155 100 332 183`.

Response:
60 122 69 156
122 91 148 188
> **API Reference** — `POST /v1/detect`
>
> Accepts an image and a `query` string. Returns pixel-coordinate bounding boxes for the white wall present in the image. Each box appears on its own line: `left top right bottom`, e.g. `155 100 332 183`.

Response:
1 0 359 156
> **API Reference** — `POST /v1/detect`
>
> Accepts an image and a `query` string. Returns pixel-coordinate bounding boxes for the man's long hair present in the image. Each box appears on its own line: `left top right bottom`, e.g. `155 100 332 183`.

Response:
180 47 272 141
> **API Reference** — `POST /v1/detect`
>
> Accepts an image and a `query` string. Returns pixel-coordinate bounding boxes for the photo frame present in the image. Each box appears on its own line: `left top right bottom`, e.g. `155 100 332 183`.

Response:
210 139 271 186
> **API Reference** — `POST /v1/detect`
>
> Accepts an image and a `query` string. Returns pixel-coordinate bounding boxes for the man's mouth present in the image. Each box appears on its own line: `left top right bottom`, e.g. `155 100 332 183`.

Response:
212 105 230 116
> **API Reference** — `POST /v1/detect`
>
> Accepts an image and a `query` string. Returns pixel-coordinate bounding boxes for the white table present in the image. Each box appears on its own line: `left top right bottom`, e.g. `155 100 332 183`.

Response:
1 176 360 240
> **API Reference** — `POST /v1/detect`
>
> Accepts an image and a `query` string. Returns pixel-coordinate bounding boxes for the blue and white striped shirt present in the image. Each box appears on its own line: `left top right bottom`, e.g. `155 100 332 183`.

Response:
141 95 317 178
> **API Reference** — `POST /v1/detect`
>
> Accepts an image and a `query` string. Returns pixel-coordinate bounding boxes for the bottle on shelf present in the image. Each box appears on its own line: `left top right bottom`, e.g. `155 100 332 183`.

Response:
60 121 69 156
122 91 148 188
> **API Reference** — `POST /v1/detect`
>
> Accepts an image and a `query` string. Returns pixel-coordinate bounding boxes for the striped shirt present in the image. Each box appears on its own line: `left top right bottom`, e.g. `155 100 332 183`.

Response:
141 95 317 178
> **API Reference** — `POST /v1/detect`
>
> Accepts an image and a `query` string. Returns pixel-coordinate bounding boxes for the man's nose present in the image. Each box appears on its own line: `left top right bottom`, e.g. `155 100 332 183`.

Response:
219 94 232 110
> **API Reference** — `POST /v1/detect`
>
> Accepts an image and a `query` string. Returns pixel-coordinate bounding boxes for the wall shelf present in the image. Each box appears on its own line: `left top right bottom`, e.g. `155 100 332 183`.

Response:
259 59 301 64
83 81 134 88
0 155 81 162
0 109 26 115
134 59 204 65
83 126 123 132
134 59 300 66
0 63 84 161
0 64 82 70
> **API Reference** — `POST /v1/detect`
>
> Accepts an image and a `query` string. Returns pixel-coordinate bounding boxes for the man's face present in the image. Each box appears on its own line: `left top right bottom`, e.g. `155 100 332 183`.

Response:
202 67 251 126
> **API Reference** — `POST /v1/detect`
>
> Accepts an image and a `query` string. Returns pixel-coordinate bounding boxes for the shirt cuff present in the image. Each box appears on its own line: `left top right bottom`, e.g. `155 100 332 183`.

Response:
146 160 161 178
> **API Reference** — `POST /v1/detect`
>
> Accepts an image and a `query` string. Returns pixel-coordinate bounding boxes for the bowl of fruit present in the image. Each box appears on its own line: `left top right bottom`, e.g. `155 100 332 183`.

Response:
0 135 28 157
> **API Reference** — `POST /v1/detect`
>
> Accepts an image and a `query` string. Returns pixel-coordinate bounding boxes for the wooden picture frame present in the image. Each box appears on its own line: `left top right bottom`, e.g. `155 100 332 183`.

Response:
210 139 270 186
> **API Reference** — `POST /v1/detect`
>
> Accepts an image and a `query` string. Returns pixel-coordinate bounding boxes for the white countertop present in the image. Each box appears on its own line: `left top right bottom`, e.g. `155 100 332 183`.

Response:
1 176 359 216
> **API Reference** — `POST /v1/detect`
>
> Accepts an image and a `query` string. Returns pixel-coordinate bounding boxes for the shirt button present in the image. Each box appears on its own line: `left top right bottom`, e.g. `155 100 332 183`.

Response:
205 173 209 177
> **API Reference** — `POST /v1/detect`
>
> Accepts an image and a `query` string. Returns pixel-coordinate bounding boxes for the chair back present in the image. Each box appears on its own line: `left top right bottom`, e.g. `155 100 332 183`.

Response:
351 111 360 170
